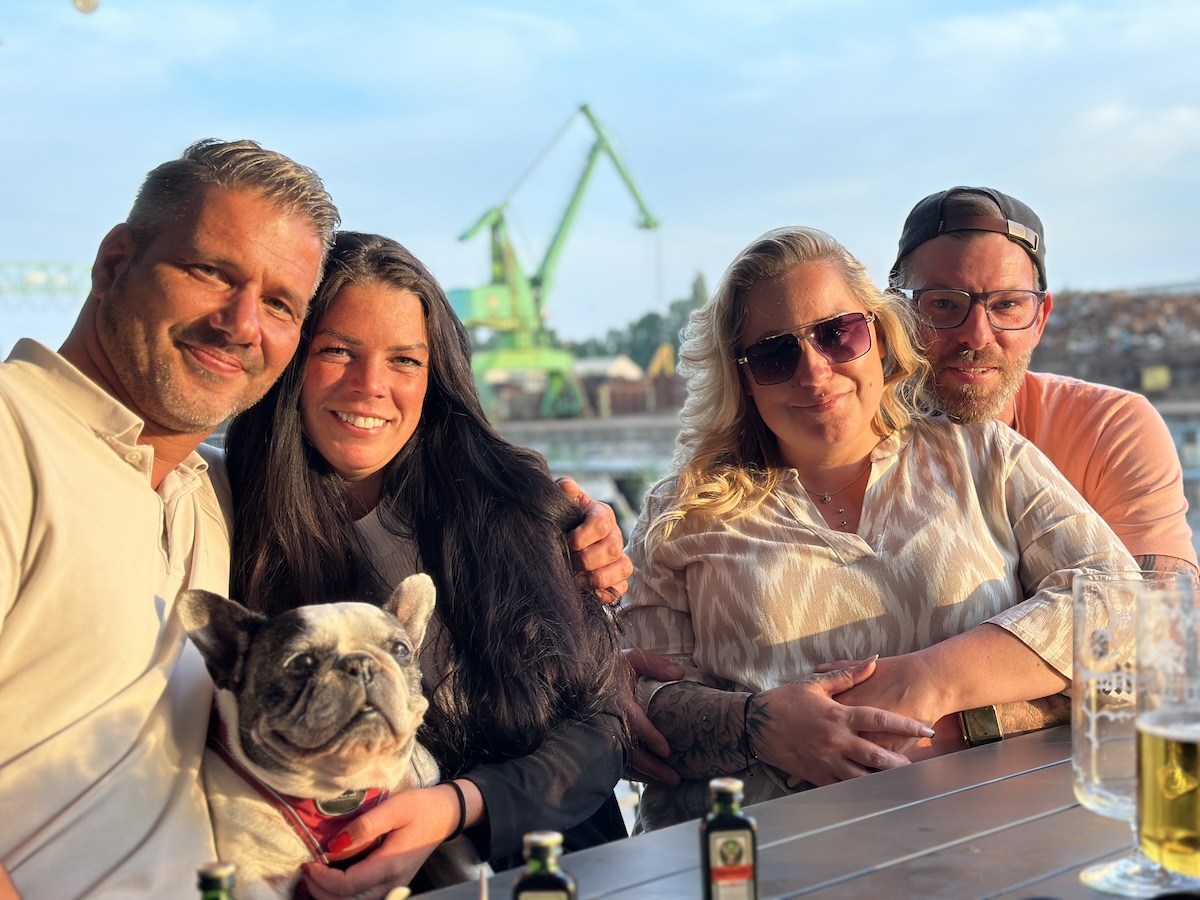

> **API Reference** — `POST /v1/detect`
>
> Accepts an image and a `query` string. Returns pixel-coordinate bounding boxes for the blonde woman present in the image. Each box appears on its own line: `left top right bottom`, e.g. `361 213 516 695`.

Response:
621 226 1135 829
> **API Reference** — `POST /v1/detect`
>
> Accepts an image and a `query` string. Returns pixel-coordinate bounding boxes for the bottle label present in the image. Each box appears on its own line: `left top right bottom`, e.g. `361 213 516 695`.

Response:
707 828 756 899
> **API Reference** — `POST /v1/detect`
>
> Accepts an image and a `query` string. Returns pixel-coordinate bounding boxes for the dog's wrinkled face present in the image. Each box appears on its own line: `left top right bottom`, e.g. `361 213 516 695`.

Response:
237 602 427 776
179 574 436 794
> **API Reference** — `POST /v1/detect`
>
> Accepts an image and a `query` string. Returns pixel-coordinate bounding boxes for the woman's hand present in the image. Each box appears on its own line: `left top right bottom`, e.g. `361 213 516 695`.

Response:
905 714 966 761
830 653 948 754
301 781 479 900
558 477 633 602
752 659 934 787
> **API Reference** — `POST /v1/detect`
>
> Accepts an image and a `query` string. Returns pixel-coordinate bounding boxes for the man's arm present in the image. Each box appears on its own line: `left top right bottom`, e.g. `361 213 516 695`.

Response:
647 681 747 780
1134 553 1199 579
558 477 633 602
816 660 1070 747
993 693 1071 737
835 623 1070 752
646 661 932 787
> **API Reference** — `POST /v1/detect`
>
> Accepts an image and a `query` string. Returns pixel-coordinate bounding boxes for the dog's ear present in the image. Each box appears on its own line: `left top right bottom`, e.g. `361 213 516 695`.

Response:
384 573 436 651
177 589 264 690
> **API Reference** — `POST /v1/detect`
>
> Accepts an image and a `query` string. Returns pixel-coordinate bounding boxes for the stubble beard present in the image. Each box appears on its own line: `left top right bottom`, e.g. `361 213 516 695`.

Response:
146 327 265 433
98 275 267 435
933 346 1031 424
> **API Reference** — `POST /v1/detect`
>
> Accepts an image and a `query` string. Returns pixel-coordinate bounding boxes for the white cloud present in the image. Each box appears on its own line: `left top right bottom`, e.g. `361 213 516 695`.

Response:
1062 103 1200 180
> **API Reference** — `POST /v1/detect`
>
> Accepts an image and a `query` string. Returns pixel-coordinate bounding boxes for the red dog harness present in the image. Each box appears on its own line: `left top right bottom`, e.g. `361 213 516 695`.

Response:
207 699 390 865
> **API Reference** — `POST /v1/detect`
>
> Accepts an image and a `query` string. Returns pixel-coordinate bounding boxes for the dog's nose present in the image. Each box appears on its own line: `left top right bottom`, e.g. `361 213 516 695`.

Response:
337 652 378 683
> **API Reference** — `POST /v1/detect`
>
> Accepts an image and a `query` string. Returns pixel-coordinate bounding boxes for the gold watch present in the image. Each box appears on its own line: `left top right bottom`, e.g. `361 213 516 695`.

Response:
959 705 1003 747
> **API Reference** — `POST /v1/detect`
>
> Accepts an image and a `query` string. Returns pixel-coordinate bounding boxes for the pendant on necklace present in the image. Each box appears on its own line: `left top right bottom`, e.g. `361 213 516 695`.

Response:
821 492 832 503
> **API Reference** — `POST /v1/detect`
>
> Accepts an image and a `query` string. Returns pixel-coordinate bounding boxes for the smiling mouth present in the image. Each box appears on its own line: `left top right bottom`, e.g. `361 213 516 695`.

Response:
798 393 843 410
943 365 999 378
182 342 247 377
334 411 388 429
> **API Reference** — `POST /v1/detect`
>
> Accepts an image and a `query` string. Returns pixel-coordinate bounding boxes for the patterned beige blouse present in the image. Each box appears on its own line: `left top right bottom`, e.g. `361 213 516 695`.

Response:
621 418 1138 827
623 418 1136 704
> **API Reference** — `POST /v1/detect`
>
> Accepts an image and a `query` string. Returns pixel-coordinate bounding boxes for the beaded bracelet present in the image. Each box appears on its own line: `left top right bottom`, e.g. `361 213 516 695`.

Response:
742 692 760 770
446 780 468 841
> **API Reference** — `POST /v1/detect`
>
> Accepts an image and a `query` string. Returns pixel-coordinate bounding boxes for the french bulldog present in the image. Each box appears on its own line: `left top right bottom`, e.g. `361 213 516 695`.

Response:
178 573 485 900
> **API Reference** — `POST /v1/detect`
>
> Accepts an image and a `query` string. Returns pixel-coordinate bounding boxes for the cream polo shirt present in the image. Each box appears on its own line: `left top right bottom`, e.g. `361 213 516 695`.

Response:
0 340 228 898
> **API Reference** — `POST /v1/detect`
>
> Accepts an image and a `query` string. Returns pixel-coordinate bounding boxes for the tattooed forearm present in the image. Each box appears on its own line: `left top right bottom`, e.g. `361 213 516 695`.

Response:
995 693 1071 736
646 682 752 780
1133 554 1199 579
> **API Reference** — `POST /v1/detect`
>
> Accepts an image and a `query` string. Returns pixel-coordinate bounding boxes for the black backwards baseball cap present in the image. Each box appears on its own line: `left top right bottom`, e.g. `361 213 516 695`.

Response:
889 186 1046 288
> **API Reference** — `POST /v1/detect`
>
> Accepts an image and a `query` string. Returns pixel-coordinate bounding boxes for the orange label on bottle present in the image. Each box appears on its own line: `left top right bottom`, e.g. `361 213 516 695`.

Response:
707 829 756 899
712 864 755 881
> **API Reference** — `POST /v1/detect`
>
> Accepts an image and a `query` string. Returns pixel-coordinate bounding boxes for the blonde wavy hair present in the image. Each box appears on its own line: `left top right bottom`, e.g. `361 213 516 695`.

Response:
649 226 932 546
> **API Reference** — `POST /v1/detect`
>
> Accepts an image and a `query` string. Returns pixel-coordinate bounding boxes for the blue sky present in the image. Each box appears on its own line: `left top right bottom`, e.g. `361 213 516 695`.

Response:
3 0 1200 358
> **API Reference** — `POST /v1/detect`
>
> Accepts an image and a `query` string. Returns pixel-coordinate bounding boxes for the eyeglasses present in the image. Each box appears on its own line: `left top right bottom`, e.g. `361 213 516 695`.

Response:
736 312 876 386
901 288 1046 331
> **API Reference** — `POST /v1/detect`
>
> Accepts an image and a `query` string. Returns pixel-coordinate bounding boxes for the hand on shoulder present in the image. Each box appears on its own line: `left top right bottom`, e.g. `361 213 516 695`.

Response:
557 476 633 601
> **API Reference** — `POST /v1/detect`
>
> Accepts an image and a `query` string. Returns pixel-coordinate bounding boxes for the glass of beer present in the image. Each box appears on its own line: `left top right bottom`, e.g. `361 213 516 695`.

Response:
1072 570 1200 896
1136 577 1200 881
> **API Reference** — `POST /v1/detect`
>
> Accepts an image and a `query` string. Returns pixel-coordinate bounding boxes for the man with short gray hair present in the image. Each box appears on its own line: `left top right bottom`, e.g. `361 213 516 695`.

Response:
0 138 337 898
0 138 630 899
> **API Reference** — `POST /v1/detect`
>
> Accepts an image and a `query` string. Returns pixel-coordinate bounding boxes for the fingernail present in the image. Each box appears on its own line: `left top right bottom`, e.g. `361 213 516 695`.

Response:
329 832 353 854
922 726 936 738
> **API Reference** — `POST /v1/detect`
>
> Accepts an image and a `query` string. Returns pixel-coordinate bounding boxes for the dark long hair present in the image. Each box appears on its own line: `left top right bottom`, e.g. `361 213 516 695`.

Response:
225 232 625 775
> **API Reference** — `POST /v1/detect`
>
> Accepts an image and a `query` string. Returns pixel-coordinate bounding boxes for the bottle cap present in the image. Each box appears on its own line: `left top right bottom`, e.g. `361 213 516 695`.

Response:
709 776 745 799
522 830 564 853
197 861 236 889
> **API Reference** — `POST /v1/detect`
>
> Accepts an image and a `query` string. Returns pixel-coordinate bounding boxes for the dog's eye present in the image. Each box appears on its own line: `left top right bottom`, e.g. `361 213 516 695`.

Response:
389 640 412 661
284 652 317 675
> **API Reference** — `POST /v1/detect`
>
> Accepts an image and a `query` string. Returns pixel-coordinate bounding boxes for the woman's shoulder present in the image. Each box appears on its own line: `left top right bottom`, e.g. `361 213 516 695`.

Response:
631 474 681 535
896 419 1038 483
644 473 681 505
906 416 1027 452
635 466 801 541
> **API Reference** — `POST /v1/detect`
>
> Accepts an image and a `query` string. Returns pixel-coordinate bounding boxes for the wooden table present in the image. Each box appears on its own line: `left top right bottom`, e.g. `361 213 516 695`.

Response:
425 726 1148 899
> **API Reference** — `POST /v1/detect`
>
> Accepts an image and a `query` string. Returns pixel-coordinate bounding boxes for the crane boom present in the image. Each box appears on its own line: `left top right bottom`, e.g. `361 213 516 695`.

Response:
532 104 659 307
448 104 659 419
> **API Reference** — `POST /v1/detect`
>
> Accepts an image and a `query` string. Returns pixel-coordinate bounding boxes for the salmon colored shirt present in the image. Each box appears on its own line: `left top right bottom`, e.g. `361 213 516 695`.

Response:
1012 371 1197 568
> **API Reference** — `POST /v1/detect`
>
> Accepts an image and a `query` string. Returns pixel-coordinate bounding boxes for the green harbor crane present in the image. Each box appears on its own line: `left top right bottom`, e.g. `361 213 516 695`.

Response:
448 104 659 419
0 261 90 302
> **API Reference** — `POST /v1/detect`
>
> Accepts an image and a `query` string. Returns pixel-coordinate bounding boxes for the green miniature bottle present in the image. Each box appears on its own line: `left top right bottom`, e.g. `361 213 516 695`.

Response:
701 777 760 900
196 861 236 900
512 830 577 899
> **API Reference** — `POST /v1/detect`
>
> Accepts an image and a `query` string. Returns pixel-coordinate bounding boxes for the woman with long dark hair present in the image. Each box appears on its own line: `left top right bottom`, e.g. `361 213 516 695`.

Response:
225 231 628 896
